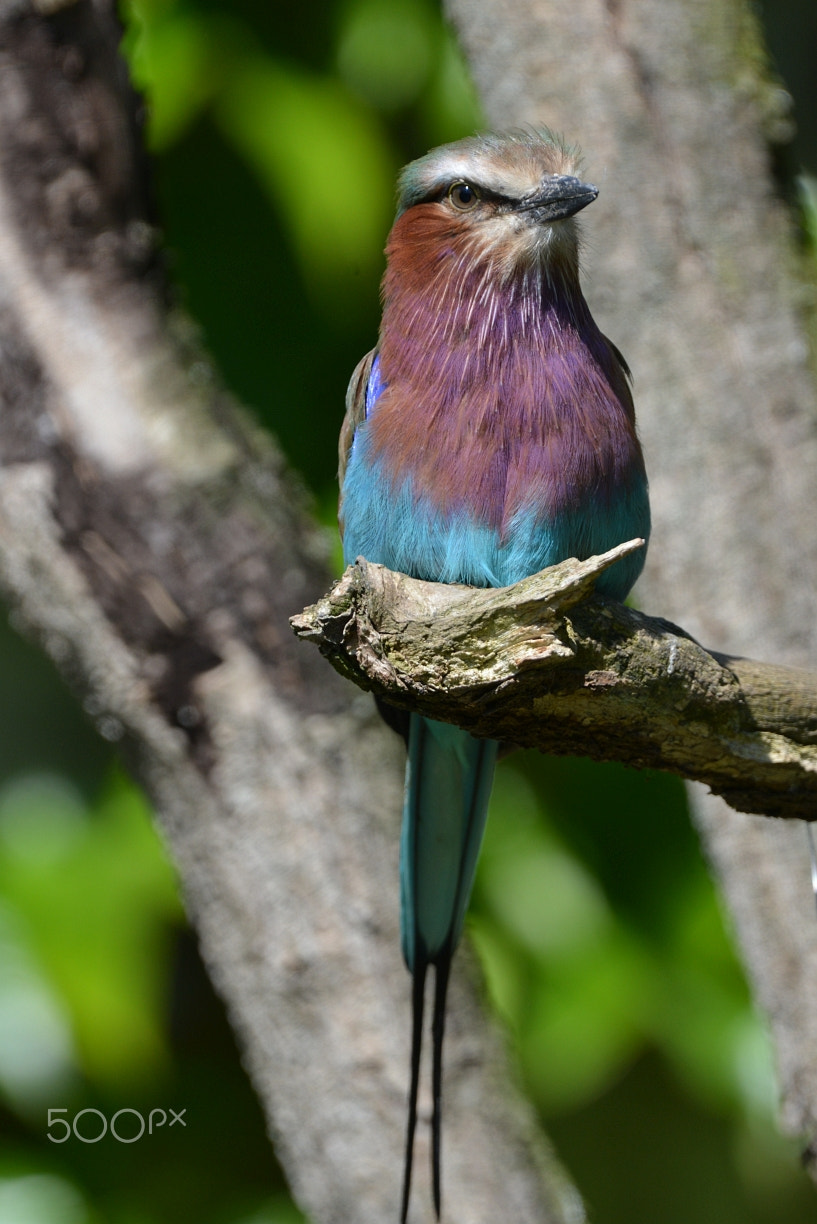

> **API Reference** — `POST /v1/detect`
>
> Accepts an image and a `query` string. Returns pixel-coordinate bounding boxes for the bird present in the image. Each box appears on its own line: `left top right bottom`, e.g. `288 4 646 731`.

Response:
338 128 650 1221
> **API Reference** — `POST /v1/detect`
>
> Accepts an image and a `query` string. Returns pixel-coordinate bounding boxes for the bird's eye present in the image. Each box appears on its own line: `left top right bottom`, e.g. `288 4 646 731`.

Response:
448 181 479 211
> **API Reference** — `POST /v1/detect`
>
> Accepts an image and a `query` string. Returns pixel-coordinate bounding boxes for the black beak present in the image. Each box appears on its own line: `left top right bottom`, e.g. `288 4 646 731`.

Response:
520 174 599 223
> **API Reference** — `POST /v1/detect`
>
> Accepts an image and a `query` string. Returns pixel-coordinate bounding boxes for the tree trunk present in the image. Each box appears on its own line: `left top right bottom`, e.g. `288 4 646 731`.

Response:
0 1 582 1220
446 0 817 1160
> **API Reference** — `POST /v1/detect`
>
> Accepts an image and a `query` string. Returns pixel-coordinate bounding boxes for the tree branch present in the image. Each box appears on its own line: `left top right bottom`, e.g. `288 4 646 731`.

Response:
293 542 817 822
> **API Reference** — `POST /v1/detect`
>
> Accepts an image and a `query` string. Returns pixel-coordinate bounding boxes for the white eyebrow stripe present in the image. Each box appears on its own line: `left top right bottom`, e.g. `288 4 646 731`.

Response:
396 130 583 213
418 160 539 199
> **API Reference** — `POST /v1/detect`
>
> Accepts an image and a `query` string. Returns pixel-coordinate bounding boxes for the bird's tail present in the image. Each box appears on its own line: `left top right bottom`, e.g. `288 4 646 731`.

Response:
399 714 498 1222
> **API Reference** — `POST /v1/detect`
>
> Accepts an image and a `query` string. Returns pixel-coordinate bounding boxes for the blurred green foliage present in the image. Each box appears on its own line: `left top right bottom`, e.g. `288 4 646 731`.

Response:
0 0 815 1222
122 0 480 497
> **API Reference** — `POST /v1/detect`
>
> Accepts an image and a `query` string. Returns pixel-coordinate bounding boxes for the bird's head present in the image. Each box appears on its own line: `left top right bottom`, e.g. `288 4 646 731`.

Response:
393 128 596 279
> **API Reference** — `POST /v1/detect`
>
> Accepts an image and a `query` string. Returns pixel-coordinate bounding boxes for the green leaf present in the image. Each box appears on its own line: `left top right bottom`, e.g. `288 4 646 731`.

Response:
123 3 218 150
0 771 181 1092
218 57 395 306
336 0 435 112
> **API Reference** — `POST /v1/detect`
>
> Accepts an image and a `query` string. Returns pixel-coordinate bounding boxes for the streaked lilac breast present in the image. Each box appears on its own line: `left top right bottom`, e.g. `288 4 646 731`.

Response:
367 228 645 541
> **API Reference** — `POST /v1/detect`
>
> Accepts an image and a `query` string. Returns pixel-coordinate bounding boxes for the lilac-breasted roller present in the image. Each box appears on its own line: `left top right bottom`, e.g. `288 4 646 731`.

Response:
338 129 650 1221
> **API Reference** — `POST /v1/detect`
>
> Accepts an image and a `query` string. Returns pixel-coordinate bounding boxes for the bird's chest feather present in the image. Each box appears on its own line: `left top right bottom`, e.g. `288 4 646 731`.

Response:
341 254 649 594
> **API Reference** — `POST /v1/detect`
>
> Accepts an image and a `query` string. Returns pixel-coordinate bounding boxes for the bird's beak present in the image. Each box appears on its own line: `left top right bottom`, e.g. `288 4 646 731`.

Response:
519 175 599 223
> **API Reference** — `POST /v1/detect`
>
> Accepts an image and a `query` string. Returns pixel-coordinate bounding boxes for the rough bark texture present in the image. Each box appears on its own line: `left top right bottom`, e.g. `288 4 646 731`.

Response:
293 546 817 820
0 3 580 1222
445 0 817 1162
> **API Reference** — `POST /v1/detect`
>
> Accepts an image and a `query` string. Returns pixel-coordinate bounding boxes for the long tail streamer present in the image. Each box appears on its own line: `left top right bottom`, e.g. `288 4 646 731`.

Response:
399 716 498 1221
